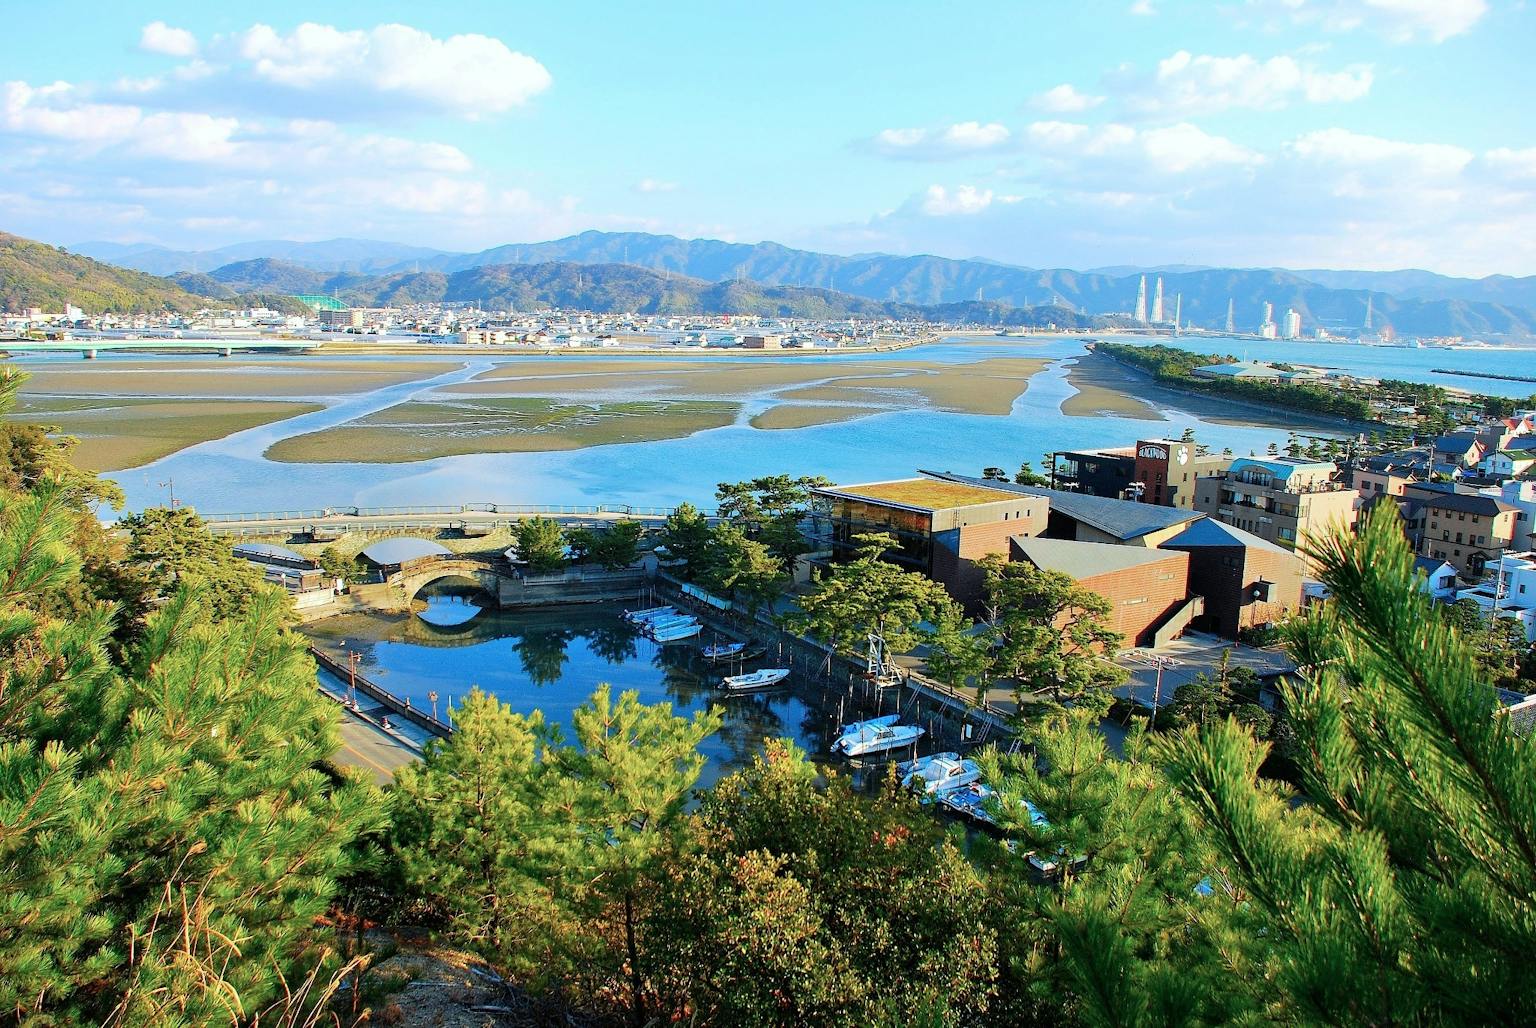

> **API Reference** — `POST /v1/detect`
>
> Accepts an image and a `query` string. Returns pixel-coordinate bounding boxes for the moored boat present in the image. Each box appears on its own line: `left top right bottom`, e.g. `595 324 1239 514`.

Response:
625 605 676 623
900 754 981 795
830 718 923 757
721 667 790 692
651 621 703 642
702 640 749 661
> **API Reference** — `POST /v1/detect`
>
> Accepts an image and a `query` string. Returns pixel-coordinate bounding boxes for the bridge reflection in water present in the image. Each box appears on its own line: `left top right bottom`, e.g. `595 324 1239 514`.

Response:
303 596 835 787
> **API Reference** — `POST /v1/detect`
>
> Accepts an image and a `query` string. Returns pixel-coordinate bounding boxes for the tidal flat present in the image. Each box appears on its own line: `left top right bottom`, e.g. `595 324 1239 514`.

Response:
16 358 464 398
10 396 324 471
264 397 742 463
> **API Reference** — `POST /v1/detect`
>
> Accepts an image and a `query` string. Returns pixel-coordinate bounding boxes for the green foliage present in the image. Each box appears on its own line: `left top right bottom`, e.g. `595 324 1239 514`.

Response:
120 504 276 619
657 501 712 577
978 554 1128 718
513 515 567 573
0 476 382 1023
714 474 828 568
392 685 720 1017
786 531 962 655
567 519 644 571
316 544 363 582
0 231 305 315
1443 597 1535 690
645 741 999 1026
984 711 1252 1025
1014 460 1050 486
1159 503 1536 1023
697 521 785 616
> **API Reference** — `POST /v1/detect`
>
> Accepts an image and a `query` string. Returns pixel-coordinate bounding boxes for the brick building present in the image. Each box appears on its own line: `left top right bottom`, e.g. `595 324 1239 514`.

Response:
1159 518 1304 637
810 478 1046 605
1009 537 1195 647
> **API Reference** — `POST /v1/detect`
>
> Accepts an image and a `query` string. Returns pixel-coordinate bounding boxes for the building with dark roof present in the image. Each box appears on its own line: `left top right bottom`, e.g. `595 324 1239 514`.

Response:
1010 537 1194 647
1413 488 1518 577
1159 518 1304 637
918 471 1202 546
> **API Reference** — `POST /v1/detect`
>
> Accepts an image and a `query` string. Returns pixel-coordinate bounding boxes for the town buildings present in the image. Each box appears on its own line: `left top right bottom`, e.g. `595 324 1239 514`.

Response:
1193 456 1359 560
812 470 1305 645
1052 438 1232 508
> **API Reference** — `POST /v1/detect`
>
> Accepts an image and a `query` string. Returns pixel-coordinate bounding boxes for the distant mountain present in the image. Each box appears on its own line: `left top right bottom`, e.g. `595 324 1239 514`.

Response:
76 228 1536 339
74 238 450 276
329 261 1096 326
1291 268 1536 310
0 231 310 315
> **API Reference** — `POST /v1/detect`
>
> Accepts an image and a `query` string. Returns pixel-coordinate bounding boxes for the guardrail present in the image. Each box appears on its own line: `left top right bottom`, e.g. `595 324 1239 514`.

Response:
310 645 454 739
198 502 714 524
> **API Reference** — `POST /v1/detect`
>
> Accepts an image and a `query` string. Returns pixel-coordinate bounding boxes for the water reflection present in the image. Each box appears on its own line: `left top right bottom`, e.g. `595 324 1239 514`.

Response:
414 585 489 627
305 598 842 786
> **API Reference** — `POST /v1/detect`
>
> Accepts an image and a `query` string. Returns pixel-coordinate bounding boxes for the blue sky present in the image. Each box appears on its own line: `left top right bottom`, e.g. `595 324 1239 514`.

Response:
3 1 1532 275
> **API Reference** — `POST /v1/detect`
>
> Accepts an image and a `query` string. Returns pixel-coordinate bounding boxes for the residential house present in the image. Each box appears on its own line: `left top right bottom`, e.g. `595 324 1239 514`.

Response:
1193 456 1359 563
1415 489 1519 578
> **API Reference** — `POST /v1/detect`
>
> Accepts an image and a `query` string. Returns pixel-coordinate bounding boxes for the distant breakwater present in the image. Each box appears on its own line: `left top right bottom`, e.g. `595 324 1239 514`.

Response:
1432 368 1536 385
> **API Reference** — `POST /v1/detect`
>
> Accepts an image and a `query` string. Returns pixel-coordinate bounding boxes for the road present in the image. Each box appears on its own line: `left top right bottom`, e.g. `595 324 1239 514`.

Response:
335 707 421 786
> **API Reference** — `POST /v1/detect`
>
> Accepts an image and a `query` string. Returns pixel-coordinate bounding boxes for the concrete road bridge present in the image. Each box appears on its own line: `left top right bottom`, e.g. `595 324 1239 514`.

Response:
2 338 318 359
199 502 714 540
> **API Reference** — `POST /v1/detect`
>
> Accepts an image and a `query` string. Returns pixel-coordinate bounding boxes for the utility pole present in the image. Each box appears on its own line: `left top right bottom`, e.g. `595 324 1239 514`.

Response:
342 647 361 710
158 478 177 509
1129 650 1183 718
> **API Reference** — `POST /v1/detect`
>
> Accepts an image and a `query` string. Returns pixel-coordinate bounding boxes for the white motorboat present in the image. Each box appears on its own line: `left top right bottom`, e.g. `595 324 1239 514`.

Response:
896 751 958 776
625 605 675 622
722 667 790 692
651 621 703 642
830 718 924 758
900 754 981 795
938 783 1000 825
834 713 899 738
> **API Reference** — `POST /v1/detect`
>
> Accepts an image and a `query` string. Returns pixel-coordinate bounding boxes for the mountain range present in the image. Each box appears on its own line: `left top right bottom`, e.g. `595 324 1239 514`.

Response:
0 232 306 316
72 230 1536 339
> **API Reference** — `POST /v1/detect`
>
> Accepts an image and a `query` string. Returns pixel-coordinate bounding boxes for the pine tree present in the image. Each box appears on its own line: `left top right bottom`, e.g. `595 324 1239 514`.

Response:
787 532 962 656
1159 504 1536 1024
0 367 382 1024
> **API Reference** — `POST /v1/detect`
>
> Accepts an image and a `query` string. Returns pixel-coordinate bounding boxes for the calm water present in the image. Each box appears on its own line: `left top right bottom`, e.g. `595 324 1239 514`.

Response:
19 333 1530 514
305 591 861 787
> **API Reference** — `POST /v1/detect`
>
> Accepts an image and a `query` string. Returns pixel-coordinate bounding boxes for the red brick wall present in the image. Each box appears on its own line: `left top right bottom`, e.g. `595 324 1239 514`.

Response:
1075 550 1190 647
931 511 1047 606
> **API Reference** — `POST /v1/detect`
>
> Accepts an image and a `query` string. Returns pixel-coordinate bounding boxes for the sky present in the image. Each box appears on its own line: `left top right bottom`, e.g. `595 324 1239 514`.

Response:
2 0 1533 276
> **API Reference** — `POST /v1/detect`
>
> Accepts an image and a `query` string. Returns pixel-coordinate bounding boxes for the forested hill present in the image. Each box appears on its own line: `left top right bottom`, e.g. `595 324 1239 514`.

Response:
177 257 1100 326
83 228 1536 338
0 232 306 315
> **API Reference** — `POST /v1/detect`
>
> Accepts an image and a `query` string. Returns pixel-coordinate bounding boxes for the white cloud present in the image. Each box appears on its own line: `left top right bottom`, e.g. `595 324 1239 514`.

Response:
1024 119 1264 175
229 22 551 118
1126 50 1373 116
635 178 679 193
1130 0 1157 14
1032 84 1105 113
1251 0 1489 43
916 185 997 216
837 123 1536 277
139 21 198 58
871 121 1011 160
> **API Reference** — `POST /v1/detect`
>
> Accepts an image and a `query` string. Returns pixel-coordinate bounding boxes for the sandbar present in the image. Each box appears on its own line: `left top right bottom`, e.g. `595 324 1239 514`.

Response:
265 397 741 464
749 405 886 430
15 358 463 398
10 396 324 471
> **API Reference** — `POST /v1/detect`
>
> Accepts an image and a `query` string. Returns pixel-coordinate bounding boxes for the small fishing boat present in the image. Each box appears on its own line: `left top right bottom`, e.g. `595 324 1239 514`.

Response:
625 605 676 623
651 621 703 643
830 718 924 758
643 614 699 634
702 640 749 661
722 667 790 692
900 754 981 796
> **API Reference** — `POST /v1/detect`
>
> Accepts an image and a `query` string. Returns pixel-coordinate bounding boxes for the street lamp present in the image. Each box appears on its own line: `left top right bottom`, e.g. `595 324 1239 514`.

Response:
339 644 361 710
428 690 440 721
1127 649 1183 718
